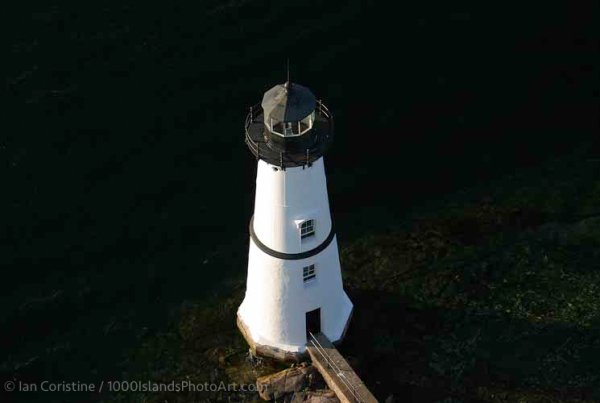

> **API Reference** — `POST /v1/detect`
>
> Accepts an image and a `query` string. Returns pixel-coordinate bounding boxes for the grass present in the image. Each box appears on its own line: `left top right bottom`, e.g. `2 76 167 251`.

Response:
107 284 285 402
338 146 600 402
107 145 599 402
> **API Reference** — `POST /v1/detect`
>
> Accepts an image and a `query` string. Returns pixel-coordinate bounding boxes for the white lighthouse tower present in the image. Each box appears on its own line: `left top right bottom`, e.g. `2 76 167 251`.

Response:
237 80 353 362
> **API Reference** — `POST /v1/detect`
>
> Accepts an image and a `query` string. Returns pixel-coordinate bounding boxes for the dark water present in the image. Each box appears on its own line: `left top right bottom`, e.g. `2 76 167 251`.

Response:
3 0 598 398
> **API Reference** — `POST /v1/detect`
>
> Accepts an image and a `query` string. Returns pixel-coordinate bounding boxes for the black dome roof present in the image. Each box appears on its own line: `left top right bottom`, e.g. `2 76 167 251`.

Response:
261 82 316 122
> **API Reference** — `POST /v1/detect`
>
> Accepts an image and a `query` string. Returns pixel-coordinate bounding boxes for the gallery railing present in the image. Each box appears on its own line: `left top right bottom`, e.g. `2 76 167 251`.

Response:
244 100 334 167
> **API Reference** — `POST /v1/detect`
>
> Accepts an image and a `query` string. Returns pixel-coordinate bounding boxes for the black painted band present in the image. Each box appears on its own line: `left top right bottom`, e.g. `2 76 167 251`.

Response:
249 216 336 260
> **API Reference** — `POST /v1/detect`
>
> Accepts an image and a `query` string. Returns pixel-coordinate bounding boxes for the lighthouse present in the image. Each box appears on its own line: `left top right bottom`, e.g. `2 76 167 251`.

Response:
237 80 353 362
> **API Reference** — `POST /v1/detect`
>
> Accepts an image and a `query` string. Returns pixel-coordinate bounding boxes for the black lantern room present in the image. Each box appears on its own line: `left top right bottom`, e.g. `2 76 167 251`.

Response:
245 81 334 169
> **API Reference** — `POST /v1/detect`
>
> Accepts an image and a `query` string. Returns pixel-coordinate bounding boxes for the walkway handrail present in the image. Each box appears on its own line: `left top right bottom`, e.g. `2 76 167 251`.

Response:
308 332 364 403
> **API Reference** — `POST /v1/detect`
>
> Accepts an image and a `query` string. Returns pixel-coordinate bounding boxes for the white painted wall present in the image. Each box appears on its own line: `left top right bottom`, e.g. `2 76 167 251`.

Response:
238 157 353 353
239 236 353 352
252 157 333 254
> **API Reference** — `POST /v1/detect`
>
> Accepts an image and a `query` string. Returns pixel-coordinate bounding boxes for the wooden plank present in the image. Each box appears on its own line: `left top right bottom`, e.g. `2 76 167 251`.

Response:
306 333 378 403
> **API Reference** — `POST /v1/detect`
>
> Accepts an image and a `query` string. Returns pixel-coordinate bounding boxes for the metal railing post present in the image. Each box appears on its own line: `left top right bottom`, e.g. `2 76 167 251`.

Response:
308 332 363 402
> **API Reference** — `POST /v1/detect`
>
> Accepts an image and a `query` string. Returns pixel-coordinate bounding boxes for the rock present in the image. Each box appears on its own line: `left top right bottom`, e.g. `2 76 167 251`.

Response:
256 364 318 400
290 389 339 403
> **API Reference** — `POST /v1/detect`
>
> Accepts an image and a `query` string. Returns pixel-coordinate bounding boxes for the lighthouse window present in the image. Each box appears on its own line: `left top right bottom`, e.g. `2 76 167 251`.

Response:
303 264 316 282
300 220 315 239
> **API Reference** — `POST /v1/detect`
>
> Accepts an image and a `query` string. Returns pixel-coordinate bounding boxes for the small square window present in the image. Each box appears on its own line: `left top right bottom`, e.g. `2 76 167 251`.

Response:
300 219 315 239
303 264 316 282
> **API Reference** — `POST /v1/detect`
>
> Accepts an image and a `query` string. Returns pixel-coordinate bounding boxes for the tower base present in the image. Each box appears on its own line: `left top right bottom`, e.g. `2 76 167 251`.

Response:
237 314 306 363
236 309 353 363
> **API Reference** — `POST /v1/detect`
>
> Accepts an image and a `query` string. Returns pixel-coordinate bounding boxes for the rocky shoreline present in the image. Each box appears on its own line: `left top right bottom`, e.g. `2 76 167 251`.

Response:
256 362 338 402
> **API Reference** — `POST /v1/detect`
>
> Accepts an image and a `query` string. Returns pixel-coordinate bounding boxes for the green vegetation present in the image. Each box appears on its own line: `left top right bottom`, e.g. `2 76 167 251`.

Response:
109 285 285 402
112 147 600 402
340 147 600 402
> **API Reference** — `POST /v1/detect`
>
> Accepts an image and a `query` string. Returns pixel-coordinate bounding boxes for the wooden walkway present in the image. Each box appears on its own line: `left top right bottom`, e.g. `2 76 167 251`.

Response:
306 333 378 403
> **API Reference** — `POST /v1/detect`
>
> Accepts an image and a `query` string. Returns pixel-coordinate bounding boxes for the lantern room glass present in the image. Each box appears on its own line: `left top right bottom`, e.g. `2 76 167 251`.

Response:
267 111 315 137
